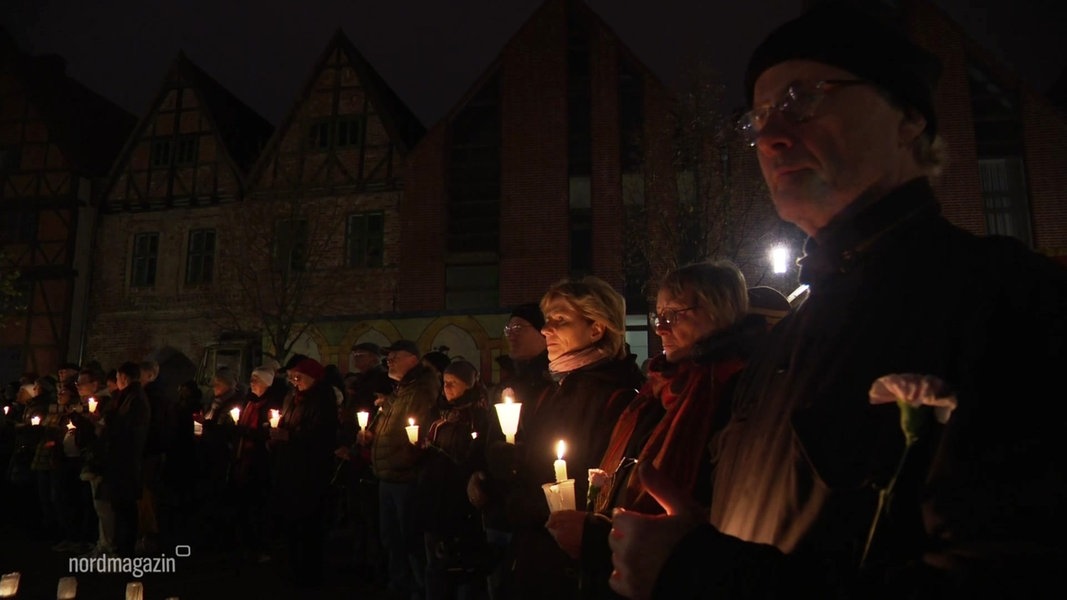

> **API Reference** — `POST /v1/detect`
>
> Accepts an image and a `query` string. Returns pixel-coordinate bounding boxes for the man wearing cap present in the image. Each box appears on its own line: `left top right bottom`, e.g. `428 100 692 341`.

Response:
360 339 439 599
607 3 1067 598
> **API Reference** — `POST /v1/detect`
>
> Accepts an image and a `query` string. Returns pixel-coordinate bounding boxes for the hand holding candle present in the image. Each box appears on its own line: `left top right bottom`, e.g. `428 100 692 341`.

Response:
405 417 419 445
494 388 522 444
87 396 98 414
554 439 568 482
269 409 281 428
357 410 369 429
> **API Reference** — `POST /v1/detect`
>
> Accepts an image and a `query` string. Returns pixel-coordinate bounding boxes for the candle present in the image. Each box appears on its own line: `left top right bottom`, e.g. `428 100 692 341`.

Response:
494 388 522 444
554 440 568 482
471 431 478 440
0 572 19 598
31 415 41 426
405 418 419 445
2 406 8 415
125 581 144 600
56 576 77 600
229 407 241 424
66 420 76 430
87 396 97 413
357 410 369 429
269 409 281 428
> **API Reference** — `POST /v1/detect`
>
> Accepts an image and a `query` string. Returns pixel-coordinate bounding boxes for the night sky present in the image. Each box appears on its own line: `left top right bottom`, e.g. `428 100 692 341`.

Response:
2 0 1064 126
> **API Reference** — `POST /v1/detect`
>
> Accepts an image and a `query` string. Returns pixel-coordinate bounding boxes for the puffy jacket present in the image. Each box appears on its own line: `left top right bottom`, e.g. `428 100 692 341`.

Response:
371 364 440 482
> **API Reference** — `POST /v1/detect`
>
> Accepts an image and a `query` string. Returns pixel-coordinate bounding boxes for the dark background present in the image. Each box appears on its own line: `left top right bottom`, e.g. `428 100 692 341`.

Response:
2 0 1064 125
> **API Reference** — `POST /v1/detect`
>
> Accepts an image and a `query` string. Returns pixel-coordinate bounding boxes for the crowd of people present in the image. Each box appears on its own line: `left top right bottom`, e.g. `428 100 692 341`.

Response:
3 2 1067 599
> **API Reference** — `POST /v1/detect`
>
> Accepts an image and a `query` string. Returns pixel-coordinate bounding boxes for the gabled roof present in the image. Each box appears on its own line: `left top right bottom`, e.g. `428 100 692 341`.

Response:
435 0 668 127
102 52 273 207
247 29 425 186
2 31 136 177
176 52 274 171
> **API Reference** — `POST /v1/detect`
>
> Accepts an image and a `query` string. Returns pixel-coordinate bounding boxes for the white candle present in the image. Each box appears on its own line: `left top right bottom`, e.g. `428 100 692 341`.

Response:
2 406 8 415
229 407 241 424
471 431 478 440
87 396 98 413
405 417 419 445
554 439 568 482
31 415 41 426
66 420 76 430
357 410 369 429
268 409 281 428
494 388 522 444
0 572 19 598
56 576 77 599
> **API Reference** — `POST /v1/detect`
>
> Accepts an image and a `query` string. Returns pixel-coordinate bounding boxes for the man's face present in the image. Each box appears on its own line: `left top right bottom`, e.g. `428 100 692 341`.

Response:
504 316 547 361
211 378 230 398
386 351 419 381
76 374 96 399
58 368 76 383
751 60 916 236
116 373 129 391
349 350 380 373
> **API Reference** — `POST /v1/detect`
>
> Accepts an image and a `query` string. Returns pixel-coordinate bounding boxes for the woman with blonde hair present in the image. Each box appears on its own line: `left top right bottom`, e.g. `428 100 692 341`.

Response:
489 275 645 599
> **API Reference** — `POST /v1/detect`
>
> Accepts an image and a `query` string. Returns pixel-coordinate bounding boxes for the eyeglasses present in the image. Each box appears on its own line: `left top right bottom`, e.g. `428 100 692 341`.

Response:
503 323 527 335
737 79 869 146
649 306 699 329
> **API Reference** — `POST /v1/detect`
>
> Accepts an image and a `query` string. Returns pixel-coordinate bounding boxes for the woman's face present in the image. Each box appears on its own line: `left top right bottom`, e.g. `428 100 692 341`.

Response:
249 374 268 397
541 297 603 362
288 371 315 392
654 287 718 363
442 373 470 402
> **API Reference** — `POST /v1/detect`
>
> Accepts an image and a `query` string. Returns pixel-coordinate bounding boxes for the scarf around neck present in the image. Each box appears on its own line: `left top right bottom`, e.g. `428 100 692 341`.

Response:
548 345 608 380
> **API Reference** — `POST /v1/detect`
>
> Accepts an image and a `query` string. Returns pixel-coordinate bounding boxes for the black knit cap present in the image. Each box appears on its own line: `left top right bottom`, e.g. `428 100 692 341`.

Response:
509 303 545 331
745 1 942 138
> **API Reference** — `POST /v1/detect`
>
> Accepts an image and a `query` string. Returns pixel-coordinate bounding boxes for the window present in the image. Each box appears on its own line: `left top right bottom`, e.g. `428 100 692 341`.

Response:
150 139 171 167
175 134 199 165
308 117 366 151
336 117 365 148
308 122 331 150
273 219 308 272
185 228 216 285
131 232 159 287
346 212 384 268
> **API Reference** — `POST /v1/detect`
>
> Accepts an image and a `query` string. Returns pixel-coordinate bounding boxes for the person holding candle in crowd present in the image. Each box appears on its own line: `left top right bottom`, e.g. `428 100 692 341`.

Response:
545 261 762 598
418 359 490 600
360 339 439 599
491 277 644 600
606 4 1067 599
228 366 276 563
466 302 554 599
268 357 338 588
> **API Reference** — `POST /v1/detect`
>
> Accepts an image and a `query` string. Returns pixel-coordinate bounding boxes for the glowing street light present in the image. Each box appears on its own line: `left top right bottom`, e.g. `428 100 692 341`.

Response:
769 244 791 274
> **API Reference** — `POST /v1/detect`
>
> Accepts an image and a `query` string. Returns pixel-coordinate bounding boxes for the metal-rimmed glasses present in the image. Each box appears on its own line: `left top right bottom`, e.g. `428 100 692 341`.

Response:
737 79 869 146
649 305 699 329
503 323 528 335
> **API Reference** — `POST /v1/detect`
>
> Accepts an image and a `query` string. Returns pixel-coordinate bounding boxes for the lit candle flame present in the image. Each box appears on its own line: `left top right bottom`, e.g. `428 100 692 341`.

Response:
66 420 76 430
556 439 566 460
408 417 415 427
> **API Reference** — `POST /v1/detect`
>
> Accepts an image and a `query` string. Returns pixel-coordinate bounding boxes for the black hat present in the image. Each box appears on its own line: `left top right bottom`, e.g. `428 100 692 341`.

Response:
422 351 451 373
381 340 420 357
444 360 479 388
351 341 381 354
509 303 545 331
745 1 942 138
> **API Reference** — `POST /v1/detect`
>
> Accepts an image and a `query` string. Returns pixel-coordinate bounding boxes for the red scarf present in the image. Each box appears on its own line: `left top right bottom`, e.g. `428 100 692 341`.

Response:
600 355 744 513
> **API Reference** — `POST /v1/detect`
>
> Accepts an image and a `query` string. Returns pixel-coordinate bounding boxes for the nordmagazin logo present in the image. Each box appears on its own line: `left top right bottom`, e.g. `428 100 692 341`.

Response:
68 546 188 578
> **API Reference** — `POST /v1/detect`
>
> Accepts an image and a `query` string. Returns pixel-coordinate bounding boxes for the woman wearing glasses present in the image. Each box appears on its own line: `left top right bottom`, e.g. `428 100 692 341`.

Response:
545 260 764 599
498 275 645 600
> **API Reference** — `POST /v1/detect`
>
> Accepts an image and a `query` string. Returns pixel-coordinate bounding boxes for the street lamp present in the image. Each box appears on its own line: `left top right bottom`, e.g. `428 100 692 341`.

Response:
769 244 791 274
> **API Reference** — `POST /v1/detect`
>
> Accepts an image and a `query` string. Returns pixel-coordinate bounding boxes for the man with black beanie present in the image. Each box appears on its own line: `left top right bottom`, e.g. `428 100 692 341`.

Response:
606 2 1067 598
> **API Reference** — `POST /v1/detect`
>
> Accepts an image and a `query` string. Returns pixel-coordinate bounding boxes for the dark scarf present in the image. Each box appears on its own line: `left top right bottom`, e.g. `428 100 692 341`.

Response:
600 333 746 512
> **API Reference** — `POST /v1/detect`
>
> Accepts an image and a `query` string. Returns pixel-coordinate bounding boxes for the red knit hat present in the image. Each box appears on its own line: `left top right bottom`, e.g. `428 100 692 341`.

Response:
290 358 325 381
